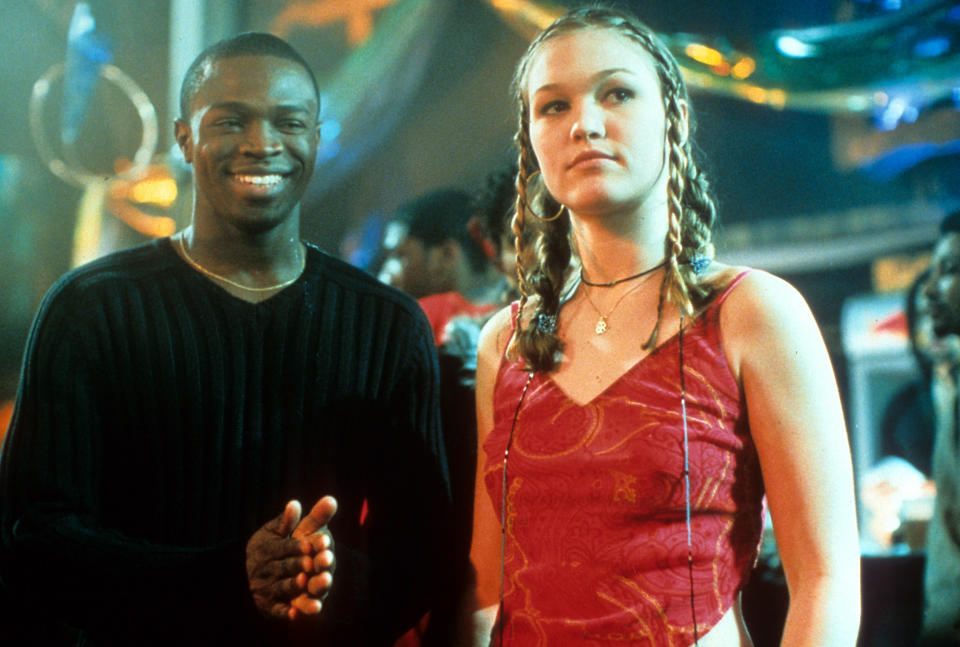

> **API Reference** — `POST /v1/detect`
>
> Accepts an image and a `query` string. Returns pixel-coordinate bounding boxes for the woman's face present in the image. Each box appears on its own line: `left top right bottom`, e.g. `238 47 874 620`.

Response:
524 28 672 218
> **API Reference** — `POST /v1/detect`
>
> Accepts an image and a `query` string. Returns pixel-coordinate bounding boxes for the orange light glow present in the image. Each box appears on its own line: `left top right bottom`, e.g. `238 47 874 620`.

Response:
768 89 787 109
737 85 786 109
711 61 731 76
731 57 756 80
129 177 178 206
271 0 397 45
489 0 559 29
684 43 724 67
740 85 768 104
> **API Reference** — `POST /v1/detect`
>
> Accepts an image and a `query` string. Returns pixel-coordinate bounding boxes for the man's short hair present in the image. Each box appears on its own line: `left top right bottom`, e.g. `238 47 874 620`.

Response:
940 210 960 235
473 162 518 257
398 189 489 273
179 32 319 120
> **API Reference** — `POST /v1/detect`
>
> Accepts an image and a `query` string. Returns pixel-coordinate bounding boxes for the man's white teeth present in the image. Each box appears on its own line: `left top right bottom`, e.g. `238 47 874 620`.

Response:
235 174 283 185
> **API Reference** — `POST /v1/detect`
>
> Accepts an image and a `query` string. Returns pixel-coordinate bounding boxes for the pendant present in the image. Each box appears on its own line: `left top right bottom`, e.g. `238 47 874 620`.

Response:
595 317 608 334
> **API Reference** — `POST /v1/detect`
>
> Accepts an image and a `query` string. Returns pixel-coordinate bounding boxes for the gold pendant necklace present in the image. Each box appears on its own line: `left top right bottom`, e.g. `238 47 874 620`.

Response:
581 274 652 335
177 236 304 292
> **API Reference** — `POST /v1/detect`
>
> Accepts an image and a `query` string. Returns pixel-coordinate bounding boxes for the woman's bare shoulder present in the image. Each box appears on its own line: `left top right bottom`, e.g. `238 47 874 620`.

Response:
716 266 809 318
476 304 517 378
707 264 819 378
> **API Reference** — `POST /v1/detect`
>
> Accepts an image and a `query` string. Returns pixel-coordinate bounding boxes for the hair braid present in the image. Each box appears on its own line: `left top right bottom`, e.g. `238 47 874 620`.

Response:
681 164 717 265
507 110 570 371
507 128 534 361
624 19 718 347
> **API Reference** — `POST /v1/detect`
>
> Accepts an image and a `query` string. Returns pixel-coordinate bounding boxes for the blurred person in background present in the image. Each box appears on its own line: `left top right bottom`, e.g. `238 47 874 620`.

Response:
379 188 501 344
919 210 960 646
472 161 523 305
880 268 951 478
437 162 529 386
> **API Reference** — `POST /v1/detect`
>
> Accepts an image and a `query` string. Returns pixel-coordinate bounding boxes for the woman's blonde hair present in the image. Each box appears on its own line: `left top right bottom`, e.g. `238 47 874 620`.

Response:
509 6 718 372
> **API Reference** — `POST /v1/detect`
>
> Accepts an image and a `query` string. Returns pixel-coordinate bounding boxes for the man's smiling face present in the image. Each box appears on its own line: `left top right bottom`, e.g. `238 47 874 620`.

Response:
175 54 319 234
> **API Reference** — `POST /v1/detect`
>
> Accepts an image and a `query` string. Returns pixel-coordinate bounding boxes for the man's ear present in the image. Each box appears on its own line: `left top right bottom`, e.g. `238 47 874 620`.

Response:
174 119 193 164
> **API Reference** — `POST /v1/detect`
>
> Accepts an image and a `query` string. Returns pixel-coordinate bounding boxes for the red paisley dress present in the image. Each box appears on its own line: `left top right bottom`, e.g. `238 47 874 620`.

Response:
483 272 765 646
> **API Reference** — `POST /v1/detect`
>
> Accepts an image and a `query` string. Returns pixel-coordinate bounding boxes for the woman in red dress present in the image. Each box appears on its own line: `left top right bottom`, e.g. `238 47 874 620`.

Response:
469 7 860 646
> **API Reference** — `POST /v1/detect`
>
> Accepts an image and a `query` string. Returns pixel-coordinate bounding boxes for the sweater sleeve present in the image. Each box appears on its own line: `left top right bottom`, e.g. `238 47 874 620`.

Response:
0 284 263 644
356 305 465 644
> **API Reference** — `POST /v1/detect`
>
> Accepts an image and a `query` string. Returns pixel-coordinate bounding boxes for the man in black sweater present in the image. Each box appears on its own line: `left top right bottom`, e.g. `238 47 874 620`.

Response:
0 33 460 646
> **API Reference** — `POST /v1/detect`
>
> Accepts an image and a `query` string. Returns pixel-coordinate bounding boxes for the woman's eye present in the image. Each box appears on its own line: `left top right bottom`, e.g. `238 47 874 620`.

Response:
606 87 634 103
539 100 568 115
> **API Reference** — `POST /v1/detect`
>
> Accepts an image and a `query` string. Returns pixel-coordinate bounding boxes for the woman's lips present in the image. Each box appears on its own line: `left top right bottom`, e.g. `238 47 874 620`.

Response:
569 150 615 168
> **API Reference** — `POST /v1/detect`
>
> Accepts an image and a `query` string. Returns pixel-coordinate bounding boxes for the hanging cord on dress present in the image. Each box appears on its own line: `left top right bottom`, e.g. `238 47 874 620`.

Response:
499 370 535 647
679 316 700 645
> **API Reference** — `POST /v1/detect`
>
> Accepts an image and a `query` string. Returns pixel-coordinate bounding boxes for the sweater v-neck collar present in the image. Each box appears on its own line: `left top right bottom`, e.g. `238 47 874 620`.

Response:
164 237 311 308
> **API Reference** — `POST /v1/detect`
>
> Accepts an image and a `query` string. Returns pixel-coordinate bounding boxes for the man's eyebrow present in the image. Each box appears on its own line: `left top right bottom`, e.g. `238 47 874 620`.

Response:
207 101 314 113
273 102 315 113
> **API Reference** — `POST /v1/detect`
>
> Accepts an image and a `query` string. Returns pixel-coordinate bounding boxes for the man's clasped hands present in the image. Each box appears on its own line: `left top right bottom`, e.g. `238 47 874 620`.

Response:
246 496 338 620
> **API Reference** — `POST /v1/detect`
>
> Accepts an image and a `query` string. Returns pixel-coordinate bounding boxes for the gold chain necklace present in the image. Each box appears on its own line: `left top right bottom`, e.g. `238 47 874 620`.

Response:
581 275 651 335
177 236 304 292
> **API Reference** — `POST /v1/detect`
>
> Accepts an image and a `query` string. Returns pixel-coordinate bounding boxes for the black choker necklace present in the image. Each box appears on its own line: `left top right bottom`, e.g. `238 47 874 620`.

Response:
580 261 665 288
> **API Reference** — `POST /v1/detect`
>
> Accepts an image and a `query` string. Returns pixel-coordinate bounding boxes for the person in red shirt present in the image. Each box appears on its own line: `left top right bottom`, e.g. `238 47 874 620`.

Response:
379 189 500 344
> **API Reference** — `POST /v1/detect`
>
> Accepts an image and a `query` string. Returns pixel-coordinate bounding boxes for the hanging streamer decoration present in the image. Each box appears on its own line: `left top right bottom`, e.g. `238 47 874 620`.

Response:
483 0 960 120
29 2 158 188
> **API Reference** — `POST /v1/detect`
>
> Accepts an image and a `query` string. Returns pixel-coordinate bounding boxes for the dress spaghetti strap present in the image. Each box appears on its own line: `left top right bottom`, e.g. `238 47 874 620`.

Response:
712 269 753 309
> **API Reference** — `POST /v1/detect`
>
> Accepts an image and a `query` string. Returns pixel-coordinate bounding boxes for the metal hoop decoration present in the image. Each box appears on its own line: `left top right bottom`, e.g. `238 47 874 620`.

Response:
29 62 158 187
526 169 566 222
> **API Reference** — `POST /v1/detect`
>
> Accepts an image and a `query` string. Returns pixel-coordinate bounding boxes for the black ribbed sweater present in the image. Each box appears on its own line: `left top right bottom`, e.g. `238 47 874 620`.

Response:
0 238 455 646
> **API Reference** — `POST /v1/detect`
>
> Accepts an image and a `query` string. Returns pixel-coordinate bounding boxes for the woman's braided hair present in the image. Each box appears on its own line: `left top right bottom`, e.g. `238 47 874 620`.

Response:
508 6 718 372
